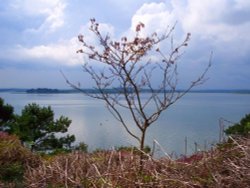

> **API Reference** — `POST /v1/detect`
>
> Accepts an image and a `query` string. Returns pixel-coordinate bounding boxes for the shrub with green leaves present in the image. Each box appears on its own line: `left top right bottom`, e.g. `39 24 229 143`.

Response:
225 114 250 137
0 98 14 131
9 103 76 152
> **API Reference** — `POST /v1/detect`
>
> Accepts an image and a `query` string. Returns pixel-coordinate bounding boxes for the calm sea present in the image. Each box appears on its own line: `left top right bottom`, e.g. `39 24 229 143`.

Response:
1 92 250 156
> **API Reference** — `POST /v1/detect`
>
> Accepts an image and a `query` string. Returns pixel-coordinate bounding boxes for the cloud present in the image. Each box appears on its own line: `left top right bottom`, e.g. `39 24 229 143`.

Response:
7 0 66 33
234 0 250 10
26 1 66 33
129 2 174 35
129 1 250 45
171 0 250 63
0 20 115 68
79 21 115 44
123 0 250 89
0 38 81 67
170 0 250 44
0 0 249 89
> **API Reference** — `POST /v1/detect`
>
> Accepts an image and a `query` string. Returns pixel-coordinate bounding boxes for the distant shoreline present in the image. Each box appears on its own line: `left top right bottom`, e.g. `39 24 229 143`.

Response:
0 88 250 94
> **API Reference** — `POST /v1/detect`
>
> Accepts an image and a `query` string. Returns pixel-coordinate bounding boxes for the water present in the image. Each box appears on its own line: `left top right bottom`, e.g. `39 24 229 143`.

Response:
1 92 250 156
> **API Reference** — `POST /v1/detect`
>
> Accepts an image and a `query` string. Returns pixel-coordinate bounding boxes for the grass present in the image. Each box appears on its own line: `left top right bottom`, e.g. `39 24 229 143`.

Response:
1 134 250 187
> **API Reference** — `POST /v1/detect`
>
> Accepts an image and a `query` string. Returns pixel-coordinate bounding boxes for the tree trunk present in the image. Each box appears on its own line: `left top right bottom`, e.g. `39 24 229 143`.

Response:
139 128 147 171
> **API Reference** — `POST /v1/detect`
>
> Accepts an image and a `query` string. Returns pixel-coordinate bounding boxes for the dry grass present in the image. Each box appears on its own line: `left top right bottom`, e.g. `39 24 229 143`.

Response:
0 132 40 166
0 132 41 188
22 137 250 188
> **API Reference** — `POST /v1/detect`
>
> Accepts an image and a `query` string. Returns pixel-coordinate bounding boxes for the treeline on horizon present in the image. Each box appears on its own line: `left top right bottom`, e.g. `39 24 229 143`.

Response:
0 88 250 94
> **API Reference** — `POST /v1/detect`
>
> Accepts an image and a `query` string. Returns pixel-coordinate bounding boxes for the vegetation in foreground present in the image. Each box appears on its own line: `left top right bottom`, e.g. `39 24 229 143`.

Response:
0 98 76 153
0 131 249 188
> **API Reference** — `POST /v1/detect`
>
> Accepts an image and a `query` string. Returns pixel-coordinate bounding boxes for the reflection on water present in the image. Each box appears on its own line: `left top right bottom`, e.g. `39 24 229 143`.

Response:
1 92 250 156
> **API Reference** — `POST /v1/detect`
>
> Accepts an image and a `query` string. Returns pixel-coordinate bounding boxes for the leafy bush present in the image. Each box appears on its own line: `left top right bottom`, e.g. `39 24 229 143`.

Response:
9 103 76 152
0 98 14 131
225 114 250 137
74 142 88 153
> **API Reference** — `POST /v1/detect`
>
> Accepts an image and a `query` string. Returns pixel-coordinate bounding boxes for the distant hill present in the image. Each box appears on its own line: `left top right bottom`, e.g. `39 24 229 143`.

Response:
0 88 250 94
26 88 61 93
0 88 27 93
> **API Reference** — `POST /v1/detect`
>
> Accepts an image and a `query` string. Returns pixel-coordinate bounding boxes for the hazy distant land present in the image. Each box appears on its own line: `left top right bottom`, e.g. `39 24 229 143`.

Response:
0 88 249 94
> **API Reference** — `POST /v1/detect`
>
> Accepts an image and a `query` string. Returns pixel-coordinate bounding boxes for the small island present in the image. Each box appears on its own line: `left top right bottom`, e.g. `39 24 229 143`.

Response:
26 88 61 93
25 88 250 94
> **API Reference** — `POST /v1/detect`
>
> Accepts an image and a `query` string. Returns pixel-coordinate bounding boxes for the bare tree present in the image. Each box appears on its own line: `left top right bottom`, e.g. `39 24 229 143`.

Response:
64 18 211 161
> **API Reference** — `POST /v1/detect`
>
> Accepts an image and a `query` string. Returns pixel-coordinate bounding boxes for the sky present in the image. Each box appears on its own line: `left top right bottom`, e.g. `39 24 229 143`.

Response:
0 0 249 89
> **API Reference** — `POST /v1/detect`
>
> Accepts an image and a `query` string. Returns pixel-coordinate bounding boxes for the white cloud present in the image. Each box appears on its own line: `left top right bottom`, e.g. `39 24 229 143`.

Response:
79 21 115 44
130 2 174 36
11 0 66 32
10 0 62 14
41 1 66 32
1 38 82 66
234 0 250 10
0 20 115 67
172 0 250 42
1 0 249 89
169 0 250 62
120 0 250 89
129 1 250 45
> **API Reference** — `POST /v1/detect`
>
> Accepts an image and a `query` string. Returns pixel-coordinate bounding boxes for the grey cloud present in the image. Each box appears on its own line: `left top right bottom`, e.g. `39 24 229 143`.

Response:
223 10 250 25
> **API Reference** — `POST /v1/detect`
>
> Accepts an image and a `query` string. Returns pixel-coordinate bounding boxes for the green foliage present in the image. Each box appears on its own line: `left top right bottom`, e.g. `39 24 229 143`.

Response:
225 114 250 137
0 97 14 131
143 145 151 153
9 103 75 152
74 142 88 152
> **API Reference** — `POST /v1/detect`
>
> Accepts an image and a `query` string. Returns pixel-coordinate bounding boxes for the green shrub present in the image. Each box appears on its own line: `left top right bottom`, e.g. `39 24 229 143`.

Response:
74 142 88 153
225 114 250 137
